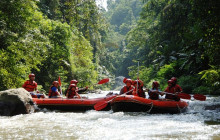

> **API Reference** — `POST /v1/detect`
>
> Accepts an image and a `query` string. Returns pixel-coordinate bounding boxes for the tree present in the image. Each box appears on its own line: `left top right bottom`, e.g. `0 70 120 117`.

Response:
0 0 49 90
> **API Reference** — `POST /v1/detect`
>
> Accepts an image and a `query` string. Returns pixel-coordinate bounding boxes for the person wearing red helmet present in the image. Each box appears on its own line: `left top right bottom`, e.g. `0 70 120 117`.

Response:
22 74 38 92
119 78 134 95
164 80 180 101
164 80 175 93
48 81 61 98
70 80 78 85
22 74 45 98
66 79 88 95
171 77 183 93
132 79 146 98
148 81 163 100
66 84 81 99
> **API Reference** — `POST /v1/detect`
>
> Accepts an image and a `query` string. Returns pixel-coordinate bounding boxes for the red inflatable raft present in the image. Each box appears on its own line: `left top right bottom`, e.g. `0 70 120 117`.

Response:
33 95 116 111
110 95 188 114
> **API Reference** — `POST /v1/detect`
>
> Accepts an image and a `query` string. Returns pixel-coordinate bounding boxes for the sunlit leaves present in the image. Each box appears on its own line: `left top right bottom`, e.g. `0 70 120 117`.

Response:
0 0 98 91
125 0 219 94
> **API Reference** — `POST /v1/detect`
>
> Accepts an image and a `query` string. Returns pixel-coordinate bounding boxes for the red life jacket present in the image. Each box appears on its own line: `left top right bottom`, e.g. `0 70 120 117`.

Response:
173 84 182 92
22 80 37 92
48 86 59 97
133 87 146 98
123 86 133 95
66 86 79 95
148 90 159 100
164 86 175 93
164 86 180 101
67 90 78 98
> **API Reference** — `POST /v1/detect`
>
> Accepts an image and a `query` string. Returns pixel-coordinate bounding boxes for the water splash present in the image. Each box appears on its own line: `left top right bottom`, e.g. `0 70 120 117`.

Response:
0 93 220 139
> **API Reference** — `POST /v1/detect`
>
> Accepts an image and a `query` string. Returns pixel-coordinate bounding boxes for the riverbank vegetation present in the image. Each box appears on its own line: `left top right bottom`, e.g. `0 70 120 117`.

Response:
0 0 219 95
0 0 109 91
102 0 220 95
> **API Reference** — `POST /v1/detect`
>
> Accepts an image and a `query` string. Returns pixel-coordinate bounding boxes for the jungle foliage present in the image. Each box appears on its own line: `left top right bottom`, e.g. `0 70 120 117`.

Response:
0 0 107 91
0 0 219 95
103 0 220 94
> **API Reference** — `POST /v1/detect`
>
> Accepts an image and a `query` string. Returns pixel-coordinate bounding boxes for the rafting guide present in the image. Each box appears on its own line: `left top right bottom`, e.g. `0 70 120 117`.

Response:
22 73 45 98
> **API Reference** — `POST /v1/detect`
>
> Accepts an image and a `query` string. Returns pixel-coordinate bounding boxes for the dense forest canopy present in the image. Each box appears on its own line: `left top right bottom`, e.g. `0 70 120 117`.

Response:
0 0 107 92
102 0 220 94
0 0 219 95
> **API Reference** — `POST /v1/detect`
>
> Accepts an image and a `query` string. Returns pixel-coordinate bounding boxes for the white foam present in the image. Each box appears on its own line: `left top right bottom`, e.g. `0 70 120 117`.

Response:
0 94 220 139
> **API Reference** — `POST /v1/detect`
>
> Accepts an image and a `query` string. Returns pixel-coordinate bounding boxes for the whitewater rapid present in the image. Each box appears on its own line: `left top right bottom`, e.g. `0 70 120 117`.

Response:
0 91 220 140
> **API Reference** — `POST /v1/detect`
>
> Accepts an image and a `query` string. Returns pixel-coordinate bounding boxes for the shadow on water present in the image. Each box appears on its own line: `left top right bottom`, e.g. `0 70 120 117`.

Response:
205 120 220 125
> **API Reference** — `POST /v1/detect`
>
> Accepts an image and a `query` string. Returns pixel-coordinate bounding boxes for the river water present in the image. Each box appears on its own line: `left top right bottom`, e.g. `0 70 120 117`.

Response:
0 91 220 140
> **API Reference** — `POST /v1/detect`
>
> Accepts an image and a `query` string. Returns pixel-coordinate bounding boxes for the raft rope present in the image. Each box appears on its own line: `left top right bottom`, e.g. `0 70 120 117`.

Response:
128 97 154 113
176 104 181 113
147 102 154 113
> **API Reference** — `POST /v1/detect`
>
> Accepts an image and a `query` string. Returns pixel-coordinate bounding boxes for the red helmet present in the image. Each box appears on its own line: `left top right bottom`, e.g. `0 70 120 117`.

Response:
53 81 59 85
171 77 177 83
125 79 132 84
123 78 127 83
29 73 35 79
152 81 159 88
70 80 78 84
69 84 76 88
168 80 174 84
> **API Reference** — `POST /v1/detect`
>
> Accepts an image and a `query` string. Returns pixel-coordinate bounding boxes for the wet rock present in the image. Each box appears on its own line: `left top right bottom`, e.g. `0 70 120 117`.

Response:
0 88 34 116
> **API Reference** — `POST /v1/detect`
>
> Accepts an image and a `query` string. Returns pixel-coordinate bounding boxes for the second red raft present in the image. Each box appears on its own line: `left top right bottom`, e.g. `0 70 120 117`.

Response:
110 95 188 114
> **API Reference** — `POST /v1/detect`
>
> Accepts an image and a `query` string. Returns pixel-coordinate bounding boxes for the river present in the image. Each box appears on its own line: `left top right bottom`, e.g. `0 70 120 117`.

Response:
0 91 220 140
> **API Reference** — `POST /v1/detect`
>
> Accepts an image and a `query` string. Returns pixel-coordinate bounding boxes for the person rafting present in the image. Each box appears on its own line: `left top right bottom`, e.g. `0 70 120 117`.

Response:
148 81 163 100
132 79 146 98
66 84 81 99
119 78 134 95
164 80 180 101
66 80 88 95
171 77 183 93
22 73 45 98
48 81 61 98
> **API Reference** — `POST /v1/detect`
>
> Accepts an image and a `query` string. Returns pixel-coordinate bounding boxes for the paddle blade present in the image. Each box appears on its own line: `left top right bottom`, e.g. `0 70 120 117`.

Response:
58 76 62 86
178 93 191 100
193 94 206 101
94 101 108 111
97 78 109 84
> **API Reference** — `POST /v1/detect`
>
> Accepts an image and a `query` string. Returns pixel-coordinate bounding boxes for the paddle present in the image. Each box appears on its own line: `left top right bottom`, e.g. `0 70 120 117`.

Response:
164 92 191 100
176 93 191 100
88 78 109 88
97 78 109 84
149 90 191 100
136 60 139 96
58 76 62 96
161 92 206 101
94 89 134 111
193 94 206 101
73 78 109 94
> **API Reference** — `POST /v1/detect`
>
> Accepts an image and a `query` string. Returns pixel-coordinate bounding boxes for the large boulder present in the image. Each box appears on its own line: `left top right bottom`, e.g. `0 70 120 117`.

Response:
0 88 34 116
